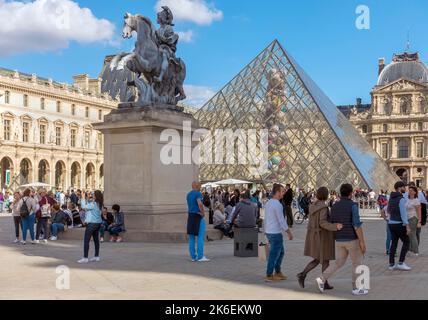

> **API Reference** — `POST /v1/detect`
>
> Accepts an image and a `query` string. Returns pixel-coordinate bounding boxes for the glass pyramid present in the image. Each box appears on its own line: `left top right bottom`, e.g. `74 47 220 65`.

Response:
194 40 397 191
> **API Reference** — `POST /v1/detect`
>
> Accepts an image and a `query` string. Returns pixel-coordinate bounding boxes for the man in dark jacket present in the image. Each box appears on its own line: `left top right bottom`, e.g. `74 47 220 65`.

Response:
230 190 257 228
282 184 294 228
316 183 368 296
387 181 411 271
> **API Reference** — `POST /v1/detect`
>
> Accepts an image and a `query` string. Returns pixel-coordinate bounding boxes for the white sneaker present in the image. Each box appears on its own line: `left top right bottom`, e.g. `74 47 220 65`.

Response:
49 236 58 241
396 263 412 271
352 288 369 296
43 239 48 244
388 264 396 271
31 240 37 245
197 257 211 262
77 258 89 264
89 257 100 263
34 240 40 244
20 241 26 245
316 277 325 293
13 239 20 243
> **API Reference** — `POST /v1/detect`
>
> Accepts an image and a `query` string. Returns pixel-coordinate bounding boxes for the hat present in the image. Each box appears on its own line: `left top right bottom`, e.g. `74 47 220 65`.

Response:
394 181 407 190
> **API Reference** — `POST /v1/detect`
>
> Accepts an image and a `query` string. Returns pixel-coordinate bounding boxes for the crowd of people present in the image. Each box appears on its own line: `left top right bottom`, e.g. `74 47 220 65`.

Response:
186 180 427 296
1 187 126 263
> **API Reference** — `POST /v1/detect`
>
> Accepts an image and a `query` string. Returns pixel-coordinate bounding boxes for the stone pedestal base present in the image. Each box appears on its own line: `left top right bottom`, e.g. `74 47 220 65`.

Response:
94 106 200 243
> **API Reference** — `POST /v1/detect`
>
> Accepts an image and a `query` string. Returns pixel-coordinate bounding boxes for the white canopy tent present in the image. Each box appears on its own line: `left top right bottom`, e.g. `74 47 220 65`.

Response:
214 179 252 186
19 182 52 189
202 182 220 188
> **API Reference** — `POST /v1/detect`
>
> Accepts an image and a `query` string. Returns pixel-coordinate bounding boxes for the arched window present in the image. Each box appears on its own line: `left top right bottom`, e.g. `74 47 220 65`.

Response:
397 139 409 159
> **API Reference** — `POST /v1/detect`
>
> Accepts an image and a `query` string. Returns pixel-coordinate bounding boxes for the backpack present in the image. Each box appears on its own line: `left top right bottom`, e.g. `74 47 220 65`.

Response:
20 198 30 219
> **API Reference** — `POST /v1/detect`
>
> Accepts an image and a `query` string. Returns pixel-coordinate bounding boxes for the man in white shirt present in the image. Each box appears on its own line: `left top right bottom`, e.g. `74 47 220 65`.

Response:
264 184 293 282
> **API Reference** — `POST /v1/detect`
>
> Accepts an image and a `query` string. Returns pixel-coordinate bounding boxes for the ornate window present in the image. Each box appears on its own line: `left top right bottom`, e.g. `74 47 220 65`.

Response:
56 101 61 113
85 107 89 118
23 94 29 107
70 128 77 148
397 139 409 159
40 98 45 110
55 127 62 146
98 109 103 121
85 130 91 149
22 122 30 142
4 91 10 104
361 125 368 134
381 143 389 159
417 142 424 158
71 104 76 116
383 124 388 133
39 124 46 144
3 119 11 140
418 122 423 131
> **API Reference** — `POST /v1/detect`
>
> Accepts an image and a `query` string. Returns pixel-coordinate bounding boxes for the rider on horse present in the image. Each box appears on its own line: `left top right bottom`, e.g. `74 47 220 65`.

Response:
154 6 180 83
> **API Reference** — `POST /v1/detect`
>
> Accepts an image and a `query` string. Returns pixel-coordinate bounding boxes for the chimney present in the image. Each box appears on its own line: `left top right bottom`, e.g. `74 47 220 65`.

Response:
356 98 362 106
73 74 90 91
88 78 102 95
378 58 385 75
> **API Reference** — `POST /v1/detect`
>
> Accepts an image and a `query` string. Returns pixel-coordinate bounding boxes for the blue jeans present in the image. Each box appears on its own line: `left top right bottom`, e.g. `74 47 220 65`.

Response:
386 221 392 252
108 226 124 236
51 223 65 237
99 221 109 237
266 233 285 276
21 213 36 241
188 218 206 260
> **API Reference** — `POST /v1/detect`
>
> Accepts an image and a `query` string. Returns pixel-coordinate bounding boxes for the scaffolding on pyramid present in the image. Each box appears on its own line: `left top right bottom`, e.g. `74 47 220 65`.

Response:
194 40 397 191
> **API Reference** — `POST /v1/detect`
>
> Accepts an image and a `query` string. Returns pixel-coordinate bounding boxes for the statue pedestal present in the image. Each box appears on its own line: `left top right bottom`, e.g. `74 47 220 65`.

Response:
93 106 200 243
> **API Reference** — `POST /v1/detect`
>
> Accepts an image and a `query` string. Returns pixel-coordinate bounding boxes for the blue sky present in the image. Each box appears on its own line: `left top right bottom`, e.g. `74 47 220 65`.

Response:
1 0 427 107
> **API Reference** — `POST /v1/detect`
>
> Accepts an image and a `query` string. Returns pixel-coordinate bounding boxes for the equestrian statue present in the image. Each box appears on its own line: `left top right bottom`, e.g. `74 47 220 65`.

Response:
101 6 186 108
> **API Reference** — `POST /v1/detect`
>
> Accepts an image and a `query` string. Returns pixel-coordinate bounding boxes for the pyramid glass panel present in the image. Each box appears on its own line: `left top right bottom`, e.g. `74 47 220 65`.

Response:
194 40 397 191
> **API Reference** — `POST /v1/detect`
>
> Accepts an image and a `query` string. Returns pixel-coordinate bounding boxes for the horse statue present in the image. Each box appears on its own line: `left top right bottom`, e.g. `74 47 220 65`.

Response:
102 10 186 107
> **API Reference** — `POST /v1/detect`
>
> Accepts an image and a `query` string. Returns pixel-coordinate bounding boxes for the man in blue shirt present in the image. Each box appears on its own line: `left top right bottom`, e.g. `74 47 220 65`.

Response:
186 181 210 262
387 181 411 271
316 183 368 296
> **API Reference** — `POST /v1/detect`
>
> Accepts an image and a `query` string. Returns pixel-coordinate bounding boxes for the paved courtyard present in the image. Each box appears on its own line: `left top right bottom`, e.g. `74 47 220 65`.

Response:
0 215 427 300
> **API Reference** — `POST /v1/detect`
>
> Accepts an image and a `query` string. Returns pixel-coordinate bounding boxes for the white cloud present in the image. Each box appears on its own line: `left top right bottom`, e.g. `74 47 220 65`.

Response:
177 30 194 43
156 0 223 26
0 0 115 56
184 85 216 107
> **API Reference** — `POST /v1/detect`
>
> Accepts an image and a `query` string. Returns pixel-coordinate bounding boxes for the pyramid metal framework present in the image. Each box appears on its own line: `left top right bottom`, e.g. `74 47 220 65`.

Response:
194 40 397 191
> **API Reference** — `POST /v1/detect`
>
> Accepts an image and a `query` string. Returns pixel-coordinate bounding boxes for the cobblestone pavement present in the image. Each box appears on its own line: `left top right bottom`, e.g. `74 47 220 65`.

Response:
0 215 427 300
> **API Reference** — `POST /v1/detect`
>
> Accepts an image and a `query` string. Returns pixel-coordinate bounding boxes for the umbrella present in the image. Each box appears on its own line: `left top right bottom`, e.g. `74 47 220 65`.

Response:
20 182 52 189
214 179 252 186
202 182 220 188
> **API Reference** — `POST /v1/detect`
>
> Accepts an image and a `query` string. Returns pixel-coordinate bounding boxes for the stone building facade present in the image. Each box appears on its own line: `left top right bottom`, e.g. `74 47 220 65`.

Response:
0 69 118 191
347 52 428 188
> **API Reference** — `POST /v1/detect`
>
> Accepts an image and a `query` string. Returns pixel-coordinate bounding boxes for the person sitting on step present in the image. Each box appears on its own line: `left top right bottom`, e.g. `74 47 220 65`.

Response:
107 204 126 242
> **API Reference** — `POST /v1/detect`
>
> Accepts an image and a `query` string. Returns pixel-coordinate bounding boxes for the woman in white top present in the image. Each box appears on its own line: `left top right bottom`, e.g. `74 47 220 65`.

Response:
406 186 421 255
17 188 39 245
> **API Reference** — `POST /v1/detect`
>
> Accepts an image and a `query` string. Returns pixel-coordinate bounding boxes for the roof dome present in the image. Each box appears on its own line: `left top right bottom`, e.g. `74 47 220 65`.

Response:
377 52 428 86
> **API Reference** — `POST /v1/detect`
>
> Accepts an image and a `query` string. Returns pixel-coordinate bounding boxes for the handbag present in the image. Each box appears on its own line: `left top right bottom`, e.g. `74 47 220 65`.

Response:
258 241 270 262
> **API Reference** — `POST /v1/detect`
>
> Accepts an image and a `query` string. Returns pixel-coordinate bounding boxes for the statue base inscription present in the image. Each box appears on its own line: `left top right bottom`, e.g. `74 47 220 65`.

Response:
94 106 199 243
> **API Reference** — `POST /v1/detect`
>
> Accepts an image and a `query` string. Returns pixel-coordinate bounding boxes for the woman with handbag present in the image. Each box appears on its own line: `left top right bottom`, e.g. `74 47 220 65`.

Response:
297 187 343 289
